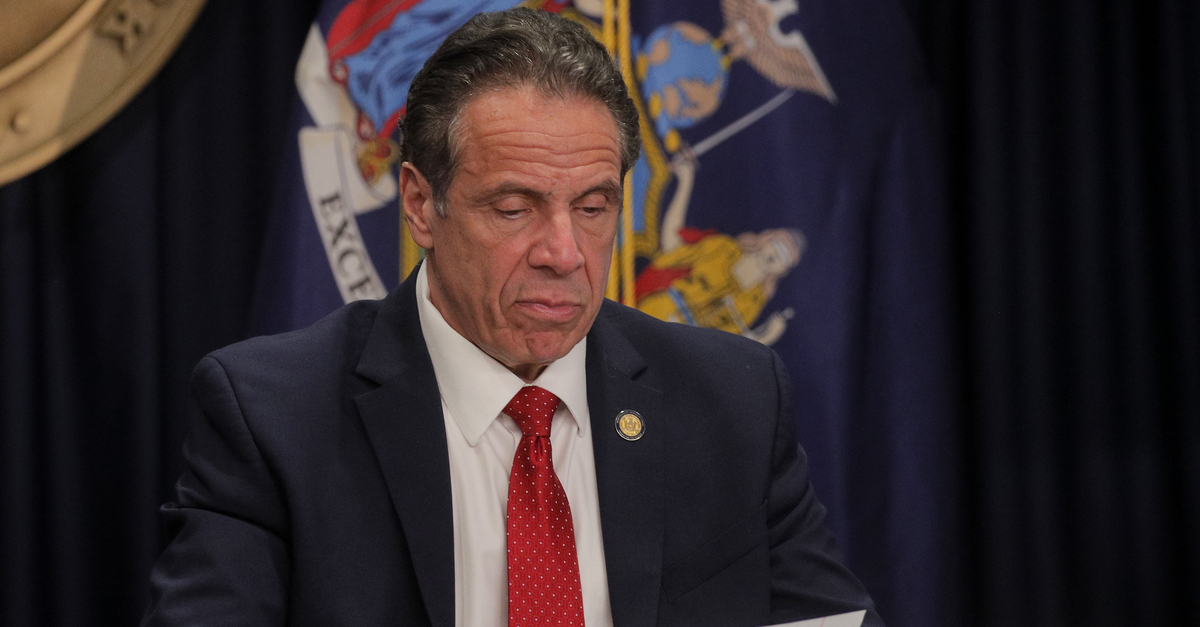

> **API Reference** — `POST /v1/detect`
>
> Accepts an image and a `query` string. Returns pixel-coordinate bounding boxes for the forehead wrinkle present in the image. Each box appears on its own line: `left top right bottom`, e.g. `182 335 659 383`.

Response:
457 147 617 177
464 175 621 208
458 142 621 192
451 89 622 206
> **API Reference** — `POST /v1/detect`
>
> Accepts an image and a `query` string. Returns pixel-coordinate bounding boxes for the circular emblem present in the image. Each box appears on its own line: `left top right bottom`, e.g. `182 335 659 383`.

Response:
614 410 645 441
0 0 208 185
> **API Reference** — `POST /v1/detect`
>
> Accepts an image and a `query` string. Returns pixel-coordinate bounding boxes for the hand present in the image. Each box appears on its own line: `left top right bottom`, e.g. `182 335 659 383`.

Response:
670 142 698 177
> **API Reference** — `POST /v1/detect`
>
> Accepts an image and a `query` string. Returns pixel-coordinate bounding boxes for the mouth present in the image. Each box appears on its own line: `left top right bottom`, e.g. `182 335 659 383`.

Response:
515 300 583 323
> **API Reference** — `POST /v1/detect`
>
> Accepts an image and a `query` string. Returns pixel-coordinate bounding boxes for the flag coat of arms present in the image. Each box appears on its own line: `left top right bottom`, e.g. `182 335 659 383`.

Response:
249 2 954 625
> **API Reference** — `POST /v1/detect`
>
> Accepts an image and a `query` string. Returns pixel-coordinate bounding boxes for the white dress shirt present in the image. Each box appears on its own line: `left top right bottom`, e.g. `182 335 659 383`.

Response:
414 263 614 627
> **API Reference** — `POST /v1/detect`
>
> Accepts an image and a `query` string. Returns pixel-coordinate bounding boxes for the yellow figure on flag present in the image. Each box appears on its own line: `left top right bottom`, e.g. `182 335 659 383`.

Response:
634 148 805 346
560 0 831 345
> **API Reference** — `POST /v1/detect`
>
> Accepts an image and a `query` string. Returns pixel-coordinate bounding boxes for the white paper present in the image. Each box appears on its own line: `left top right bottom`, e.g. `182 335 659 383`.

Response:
765 609 866 627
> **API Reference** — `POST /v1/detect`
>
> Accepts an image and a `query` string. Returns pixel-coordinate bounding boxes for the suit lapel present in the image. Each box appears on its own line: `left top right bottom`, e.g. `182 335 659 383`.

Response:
587 308 665 627
354 272 454 627
352 287 665 627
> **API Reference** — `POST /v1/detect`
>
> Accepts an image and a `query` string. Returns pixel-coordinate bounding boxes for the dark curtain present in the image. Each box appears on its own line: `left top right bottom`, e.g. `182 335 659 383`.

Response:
0 0 319 624
904 0 1200 625
2 0 1199 626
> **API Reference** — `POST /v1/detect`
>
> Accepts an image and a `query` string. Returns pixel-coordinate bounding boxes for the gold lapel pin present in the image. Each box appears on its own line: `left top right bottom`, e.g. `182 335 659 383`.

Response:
614 410 644 441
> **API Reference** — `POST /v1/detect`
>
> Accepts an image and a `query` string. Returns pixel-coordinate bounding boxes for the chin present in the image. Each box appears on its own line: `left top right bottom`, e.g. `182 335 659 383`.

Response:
520 333 577 363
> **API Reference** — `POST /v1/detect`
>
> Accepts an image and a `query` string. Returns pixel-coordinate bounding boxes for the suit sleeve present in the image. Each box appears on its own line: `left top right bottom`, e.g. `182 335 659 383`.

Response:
766 351 885 626
142 355 290 626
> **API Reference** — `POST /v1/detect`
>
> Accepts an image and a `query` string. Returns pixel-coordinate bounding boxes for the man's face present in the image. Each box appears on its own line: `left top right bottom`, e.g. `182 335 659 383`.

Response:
401 88 622 381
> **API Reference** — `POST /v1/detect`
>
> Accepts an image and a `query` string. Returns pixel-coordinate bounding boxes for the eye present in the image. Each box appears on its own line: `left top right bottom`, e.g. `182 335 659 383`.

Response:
574 192 613 217
493 204 529 220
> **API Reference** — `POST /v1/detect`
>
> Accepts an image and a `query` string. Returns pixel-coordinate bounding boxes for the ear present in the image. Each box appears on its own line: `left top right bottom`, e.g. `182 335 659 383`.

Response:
400 162 436 250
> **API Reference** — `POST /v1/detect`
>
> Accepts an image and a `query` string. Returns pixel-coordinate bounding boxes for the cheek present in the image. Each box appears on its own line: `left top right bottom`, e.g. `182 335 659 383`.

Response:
588 248 613 284
488 247 534 309
442 228 509 302
578 218 617 259
586 233 616 274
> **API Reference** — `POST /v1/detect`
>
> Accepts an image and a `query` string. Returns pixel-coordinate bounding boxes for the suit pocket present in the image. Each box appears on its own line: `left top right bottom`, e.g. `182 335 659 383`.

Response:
661 501 768 601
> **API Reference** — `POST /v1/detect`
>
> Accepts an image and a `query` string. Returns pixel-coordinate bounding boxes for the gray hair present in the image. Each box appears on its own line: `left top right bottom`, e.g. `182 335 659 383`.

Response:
400 7 641 216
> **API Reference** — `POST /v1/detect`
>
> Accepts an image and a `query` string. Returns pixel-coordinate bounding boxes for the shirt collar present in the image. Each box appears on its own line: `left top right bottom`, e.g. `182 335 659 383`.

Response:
415 262 590 446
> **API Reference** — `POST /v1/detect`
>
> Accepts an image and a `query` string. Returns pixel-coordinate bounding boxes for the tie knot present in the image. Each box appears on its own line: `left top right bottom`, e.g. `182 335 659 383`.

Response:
504 385 560 437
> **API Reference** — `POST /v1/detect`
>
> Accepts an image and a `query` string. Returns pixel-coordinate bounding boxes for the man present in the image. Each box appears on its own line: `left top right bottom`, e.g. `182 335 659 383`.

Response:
144 8 881 627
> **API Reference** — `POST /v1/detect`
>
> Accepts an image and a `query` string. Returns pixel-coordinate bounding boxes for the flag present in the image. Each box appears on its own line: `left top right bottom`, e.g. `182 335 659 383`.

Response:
250 2 955 625
616 3 954 624
248 0 532 334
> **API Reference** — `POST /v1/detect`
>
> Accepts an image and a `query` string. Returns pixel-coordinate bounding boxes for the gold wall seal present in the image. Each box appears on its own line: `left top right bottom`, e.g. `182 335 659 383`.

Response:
0 0 207 185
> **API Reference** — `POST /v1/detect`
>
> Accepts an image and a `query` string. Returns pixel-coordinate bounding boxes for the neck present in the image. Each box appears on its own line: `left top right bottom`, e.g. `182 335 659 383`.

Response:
508 362 548 383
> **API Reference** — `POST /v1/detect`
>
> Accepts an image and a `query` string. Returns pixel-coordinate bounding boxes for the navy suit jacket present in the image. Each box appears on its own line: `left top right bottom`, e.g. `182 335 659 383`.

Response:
144 270 882 626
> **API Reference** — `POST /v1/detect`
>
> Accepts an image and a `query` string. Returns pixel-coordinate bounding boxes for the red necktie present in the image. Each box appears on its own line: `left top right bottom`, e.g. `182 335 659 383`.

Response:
504 385 585 627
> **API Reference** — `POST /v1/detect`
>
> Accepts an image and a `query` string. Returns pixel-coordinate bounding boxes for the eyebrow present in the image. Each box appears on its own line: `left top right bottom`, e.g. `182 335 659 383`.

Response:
476 180 623 206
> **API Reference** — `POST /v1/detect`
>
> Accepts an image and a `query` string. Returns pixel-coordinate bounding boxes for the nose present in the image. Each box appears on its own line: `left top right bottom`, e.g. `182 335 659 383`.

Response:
528 210 585 275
